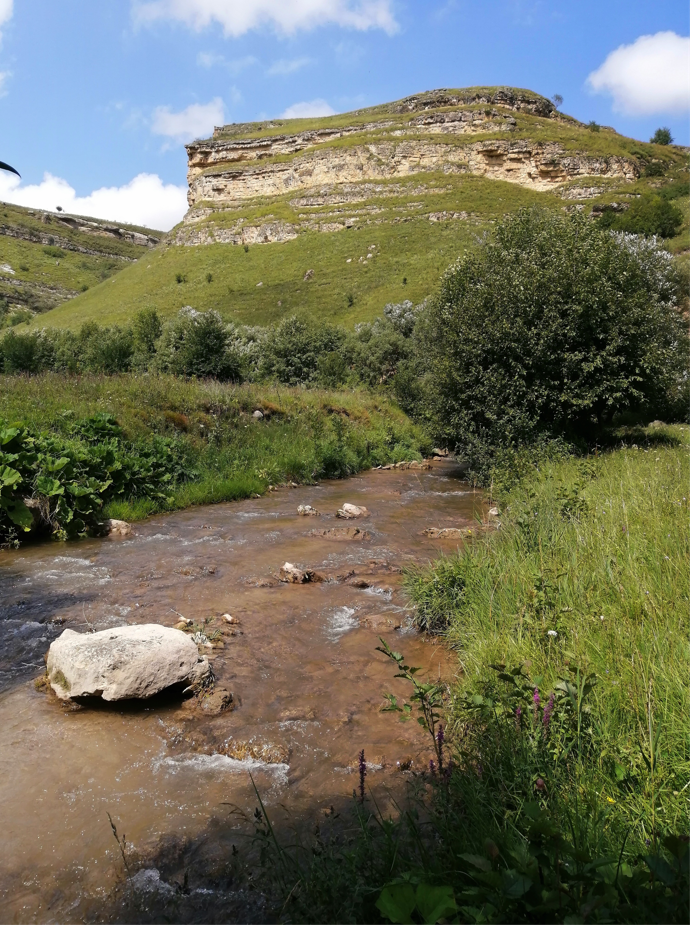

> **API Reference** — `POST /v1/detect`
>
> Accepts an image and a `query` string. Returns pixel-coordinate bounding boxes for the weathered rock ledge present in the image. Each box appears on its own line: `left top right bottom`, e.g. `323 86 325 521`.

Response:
185 139 637 210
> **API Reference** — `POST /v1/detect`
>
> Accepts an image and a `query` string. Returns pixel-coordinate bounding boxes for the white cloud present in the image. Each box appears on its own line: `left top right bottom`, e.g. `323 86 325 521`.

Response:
152 97 224 144
0 0 12 43
0 172 188 231
197 51 258 73
0 70 10 96
587 32 690 116
133 0 398 36
267 56 312 76
280 98 336 118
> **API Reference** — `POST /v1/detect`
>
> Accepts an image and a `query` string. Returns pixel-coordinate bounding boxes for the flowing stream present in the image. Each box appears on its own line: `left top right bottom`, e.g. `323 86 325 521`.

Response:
0 461 482 922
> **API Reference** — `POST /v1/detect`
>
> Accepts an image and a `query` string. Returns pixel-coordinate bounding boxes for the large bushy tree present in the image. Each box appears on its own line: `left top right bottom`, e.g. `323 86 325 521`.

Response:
419 209 688 472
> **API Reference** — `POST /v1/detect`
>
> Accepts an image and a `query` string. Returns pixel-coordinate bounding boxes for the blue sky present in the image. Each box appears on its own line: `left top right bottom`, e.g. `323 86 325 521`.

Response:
0 0 687 229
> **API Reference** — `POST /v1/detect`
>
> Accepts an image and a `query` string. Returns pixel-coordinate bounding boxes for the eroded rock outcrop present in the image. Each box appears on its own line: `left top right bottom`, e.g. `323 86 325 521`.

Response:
178 87 638 247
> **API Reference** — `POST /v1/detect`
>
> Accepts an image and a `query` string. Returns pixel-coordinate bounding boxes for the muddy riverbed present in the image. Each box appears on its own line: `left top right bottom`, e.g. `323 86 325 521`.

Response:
0 461 482 922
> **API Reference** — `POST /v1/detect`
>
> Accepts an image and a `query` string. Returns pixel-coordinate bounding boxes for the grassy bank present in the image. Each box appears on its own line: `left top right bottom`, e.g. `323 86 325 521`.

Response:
0 372 429 537
251 425 689 923
410 424 689 829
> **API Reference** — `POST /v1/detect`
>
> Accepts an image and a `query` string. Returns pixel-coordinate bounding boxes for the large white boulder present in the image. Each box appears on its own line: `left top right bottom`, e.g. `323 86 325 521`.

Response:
46 624 207 701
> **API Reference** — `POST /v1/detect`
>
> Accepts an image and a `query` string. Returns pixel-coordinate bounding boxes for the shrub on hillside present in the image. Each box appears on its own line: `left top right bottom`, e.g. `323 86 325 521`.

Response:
0 330 53 373
261 315 344 385
598 195 683 238
348 300 423 387
81 324 134 373
156 307 243 380
418 208 688 479
651 126 673 145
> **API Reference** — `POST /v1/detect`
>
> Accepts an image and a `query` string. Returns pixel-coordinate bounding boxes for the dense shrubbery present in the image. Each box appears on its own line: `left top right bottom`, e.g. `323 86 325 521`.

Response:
598 195 684 238
415 209 688 480
0 300 422 389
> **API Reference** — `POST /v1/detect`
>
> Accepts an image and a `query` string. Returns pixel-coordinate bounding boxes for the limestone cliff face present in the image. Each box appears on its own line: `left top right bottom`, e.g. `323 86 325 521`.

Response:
186 139 637 207
178 87 640 247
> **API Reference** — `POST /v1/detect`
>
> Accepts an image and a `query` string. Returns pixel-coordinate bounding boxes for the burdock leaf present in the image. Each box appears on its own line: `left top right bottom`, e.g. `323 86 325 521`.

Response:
376 883 416 924
416 884 457 924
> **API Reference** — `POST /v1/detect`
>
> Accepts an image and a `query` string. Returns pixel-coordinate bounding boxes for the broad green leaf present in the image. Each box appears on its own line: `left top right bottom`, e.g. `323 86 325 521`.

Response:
2 497 34 530
416 884 457 924
376 884 416 924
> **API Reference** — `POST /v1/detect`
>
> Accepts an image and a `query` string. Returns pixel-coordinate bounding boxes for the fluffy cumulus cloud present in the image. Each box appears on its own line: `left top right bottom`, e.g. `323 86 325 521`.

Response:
281 98 336 118
0 0 12 42
587 32 690 116
132 0 398 36
152 97 224 143
0 172 188 231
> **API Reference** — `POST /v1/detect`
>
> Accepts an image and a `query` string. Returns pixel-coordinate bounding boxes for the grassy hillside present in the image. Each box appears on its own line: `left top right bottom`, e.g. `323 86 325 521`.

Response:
18 87 690 332
0 201 162 324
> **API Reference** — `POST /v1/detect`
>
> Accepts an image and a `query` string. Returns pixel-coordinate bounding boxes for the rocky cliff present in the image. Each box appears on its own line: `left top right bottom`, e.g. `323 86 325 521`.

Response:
179 87 641 247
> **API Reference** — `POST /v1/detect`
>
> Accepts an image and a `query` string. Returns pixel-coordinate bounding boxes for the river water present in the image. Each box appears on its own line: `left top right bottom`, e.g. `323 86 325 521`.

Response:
0 461 481 922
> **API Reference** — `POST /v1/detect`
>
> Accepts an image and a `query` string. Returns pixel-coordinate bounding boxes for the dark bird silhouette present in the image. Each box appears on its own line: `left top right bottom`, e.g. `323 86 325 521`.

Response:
56 205 63 212
0 160 20 177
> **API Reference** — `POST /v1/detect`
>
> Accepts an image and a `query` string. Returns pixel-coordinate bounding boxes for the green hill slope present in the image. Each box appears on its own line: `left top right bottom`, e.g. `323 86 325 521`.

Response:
0 202 162 325
25 87 690 331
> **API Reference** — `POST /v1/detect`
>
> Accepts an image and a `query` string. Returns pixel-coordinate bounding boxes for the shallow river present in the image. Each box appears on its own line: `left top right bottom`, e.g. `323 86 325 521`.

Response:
0 461 481 922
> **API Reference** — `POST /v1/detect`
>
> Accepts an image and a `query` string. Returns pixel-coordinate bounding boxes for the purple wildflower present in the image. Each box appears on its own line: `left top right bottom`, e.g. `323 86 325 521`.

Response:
436 724 445 772
358 749 366 803
542 693 555 732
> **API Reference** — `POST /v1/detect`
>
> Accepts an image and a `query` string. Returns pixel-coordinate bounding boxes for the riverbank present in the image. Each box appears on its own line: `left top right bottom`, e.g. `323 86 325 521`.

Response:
251 424 690 924
0 373 430 538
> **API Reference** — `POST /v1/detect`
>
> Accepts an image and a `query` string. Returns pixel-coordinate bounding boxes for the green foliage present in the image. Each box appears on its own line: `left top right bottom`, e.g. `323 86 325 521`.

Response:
42 245 66 259
644 160 666 177
659 179 690 201
133 306 162 358
155 308 242 380
598 196 683 238
588 120 600 132
261 315 344 385
650 127 673 146
0 414 190 544
417 208 688 480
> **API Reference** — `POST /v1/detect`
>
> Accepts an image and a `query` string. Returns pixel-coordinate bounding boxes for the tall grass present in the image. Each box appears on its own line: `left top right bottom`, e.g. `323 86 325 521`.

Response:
407 424 690 845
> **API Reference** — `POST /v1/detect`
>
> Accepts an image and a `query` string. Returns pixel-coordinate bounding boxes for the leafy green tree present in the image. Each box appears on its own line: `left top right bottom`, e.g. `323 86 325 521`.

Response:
651 127 673 145
418 209 688 477
133 307 162 357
